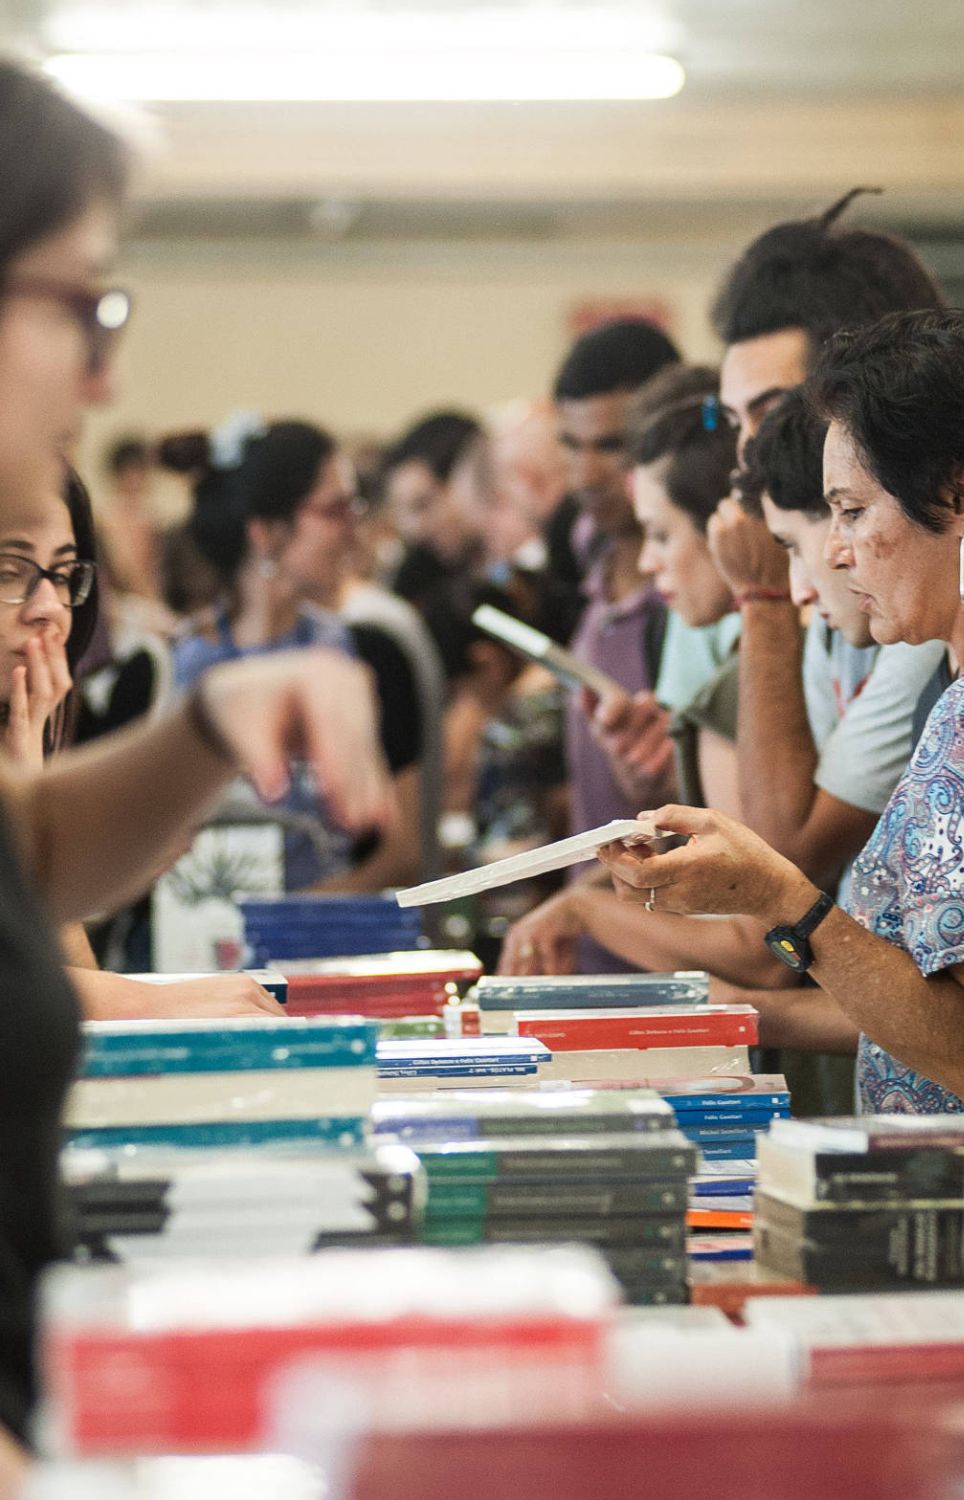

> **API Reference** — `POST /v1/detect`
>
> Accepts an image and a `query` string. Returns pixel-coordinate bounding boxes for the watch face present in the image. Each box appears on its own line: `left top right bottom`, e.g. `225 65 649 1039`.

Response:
767 929 808 972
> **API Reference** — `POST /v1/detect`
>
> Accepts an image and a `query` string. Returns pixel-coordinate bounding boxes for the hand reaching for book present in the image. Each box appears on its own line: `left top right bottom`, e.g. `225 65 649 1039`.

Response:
498 888 587 976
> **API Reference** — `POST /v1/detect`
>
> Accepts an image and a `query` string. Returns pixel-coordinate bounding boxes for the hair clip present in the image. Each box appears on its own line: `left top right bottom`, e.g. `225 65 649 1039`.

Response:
210 409 268 471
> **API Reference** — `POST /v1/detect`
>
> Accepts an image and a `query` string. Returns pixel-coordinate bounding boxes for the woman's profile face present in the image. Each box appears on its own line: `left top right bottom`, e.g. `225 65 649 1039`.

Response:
823 420 959 647
0 202 118 512
277 453 359 603
633 459 733 628
0 495 75 703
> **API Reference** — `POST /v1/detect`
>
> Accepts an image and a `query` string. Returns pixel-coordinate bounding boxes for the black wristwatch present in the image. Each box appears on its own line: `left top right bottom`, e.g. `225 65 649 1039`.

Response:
764 891 835 973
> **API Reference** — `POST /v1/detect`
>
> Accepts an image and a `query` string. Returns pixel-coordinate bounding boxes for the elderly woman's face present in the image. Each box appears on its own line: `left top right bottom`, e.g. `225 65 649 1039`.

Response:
0 203 118 510
823 419 959 647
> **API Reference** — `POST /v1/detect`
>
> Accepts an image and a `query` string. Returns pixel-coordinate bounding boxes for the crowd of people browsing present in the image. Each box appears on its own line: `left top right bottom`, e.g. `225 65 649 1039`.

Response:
0 54 963 1483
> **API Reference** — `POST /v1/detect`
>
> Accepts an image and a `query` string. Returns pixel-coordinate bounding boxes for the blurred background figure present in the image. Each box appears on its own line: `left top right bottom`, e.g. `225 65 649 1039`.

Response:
96 434 162 603
382 409 483 610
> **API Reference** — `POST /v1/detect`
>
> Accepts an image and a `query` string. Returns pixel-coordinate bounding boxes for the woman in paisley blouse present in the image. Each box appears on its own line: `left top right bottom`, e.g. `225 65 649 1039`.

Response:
599 307 964 1115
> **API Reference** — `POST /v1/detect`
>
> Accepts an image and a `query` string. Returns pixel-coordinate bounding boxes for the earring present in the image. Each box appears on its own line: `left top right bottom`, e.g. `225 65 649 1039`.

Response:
258 557 278 581
959 535 964 604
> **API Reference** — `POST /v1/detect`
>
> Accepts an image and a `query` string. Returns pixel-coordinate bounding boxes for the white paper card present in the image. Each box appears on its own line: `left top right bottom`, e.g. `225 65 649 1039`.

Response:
395 819 662 907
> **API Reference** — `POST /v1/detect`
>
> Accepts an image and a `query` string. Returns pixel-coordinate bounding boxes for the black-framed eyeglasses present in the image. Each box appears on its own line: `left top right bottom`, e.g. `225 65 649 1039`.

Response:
0 555 96 607
3 279 132 375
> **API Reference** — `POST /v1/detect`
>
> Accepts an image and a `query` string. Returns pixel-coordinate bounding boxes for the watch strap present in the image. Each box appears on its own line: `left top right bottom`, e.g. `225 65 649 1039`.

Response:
793 890 835 940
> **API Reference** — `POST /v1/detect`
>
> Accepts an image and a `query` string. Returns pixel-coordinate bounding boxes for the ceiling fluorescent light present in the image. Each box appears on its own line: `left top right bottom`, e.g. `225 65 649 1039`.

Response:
44 48 685 103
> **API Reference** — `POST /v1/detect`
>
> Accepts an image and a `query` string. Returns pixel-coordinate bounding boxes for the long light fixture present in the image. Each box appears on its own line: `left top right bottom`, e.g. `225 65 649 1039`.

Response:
44 8 685 103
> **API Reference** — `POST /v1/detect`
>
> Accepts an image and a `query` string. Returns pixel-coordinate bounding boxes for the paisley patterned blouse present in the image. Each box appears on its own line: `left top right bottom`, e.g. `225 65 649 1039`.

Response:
845 676 964 1113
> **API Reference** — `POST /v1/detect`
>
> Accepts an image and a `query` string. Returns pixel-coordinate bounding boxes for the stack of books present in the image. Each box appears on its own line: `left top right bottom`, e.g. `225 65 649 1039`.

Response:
376 1037 552 1092
407 1132 696 1305
660 1075 790 1163
473 973 709 1031
372 1090 692 1301
28 1410 949 1500
41 1245 617 1453
238 893 424 963
61 1142 425 1264
371 1086 677 1143
745 1287 964 1386
754 1115 964 1290
67 1015 379 1150
278 950 482 1020
501 1003 759 1086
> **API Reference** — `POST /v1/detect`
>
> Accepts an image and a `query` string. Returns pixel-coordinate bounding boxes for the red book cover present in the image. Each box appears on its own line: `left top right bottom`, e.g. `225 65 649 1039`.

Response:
47 1315 602 1453
516 1006 758 1052
349 1410 946 1500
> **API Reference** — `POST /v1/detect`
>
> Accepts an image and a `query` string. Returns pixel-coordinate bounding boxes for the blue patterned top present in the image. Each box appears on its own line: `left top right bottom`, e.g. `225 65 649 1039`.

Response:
845 676 964 1113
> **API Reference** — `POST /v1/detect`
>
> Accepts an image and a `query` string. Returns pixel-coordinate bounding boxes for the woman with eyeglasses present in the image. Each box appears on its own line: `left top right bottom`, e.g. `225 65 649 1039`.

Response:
161 418 426 893
599 308 964 1118
0 61 390 1474
0 472 287 1019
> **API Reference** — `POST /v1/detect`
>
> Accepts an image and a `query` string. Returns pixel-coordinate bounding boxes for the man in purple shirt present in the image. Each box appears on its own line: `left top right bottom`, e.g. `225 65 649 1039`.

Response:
520 319 679 970
554 320 679 831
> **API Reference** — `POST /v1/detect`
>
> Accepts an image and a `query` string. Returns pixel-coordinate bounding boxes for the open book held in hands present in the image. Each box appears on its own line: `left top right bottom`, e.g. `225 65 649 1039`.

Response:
395 819 665 908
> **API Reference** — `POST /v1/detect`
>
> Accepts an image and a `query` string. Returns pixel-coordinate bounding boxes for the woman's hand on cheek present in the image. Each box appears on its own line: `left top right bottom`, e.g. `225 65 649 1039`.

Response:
4 634 72 770
596 804 808 923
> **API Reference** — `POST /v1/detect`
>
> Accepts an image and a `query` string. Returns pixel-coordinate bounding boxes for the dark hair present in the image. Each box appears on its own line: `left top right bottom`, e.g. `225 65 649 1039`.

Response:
104 435 150 476
158 521 221 617
739 389 828 520
422 569 571 683
43 468 101 754
382 411 481 485
158 419 337 584
625 365 737 534
553 318 680 402
711 189 945 351
0 60 128 273
809 307 964 535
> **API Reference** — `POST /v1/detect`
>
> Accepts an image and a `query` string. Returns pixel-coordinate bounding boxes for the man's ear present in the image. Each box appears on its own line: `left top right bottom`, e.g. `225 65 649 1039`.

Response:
942 464 964 520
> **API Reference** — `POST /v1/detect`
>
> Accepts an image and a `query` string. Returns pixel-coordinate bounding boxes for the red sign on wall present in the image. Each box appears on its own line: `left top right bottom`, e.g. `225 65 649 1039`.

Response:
568 298 674 338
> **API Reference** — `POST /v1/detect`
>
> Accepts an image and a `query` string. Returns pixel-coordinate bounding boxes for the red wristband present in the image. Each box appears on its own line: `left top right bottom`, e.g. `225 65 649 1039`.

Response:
734 588 793 606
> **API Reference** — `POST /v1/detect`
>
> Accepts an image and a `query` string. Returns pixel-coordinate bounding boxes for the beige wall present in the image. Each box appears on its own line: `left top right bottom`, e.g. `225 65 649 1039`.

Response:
80 227 741 508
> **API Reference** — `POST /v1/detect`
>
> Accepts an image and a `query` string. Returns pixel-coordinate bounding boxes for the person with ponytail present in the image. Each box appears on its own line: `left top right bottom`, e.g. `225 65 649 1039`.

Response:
160 415 425 892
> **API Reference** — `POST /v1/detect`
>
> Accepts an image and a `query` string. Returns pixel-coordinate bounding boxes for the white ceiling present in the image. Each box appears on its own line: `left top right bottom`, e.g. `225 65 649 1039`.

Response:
8 0 964 97
5 2 964 220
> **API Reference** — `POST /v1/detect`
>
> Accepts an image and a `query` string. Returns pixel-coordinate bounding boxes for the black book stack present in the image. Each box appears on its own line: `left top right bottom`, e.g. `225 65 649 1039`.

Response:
754 1114 964 1290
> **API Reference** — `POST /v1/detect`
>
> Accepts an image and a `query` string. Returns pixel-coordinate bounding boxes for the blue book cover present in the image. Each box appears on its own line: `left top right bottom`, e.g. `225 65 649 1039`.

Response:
81 1016 378 1078
668 1102 790 1124
674 1110 785 1128
695 1138 762 1161
691 1177 757 1197
67 1115 367 1149
677 1119 782 1140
